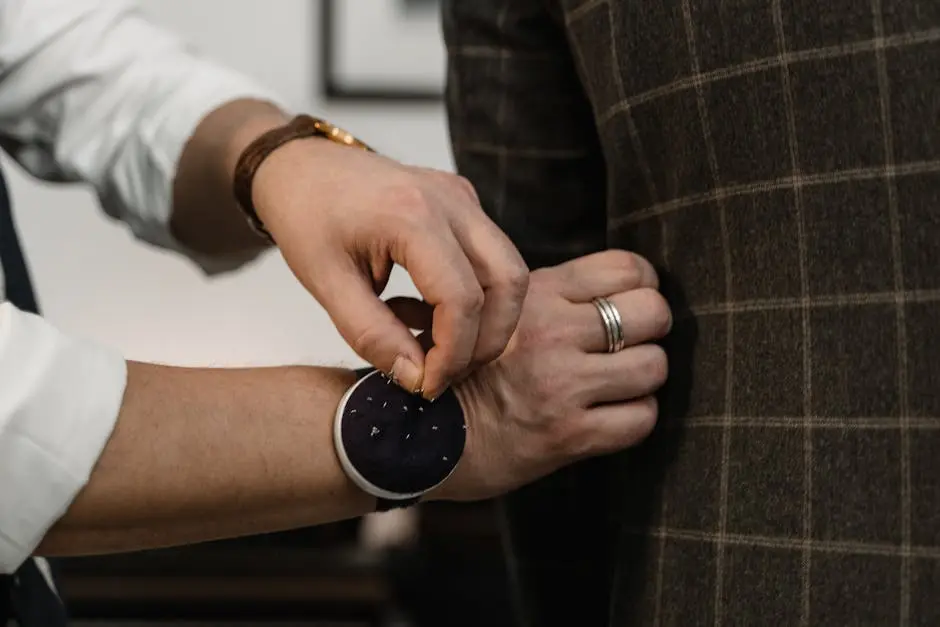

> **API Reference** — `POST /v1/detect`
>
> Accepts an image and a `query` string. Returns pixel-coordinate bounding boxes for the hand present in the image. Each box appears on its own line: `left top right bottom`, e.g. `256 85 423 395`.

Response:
430 250 672 502
251 138 528 400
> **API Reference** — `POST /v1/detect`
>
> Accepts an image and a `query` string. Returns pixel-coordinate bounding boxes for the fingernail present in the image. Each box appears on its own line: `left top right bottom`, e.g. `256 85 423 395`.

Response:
422 384 447 403
391 356 423 395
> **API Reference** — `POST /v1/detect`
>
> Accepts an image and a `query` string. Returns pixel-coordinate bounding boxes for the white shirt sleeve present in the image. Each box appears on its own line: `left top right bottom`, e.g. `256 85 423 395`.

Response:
0 302 127 574
0 0 291 572
0 0 288 273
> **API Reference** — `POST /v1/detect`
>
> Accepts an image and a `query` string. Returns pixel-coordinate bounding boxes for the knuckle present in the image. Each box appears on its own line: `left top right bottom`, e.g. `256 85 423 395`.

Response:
654 302 674 338
636 288 673 337
498 261 530 297
454 175 481 202
350 326 385 363
601 250 660 289
643 345 670 387
633 396 659 440
639 394 659 417
454 285 486 315
605 249 641 279
386 180 433 223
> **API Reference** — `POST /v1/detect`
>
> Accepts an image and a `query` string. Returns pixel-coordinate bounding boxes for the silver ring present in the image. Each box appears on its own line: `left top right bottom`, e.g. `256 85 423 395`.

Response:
592 297 625 353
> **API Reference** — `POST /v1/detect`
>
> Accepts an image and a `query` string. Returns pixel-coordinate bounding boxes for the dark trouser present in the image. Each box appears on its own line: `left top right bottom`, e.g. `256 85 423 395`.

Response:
1 562 68 626
444 1 940 624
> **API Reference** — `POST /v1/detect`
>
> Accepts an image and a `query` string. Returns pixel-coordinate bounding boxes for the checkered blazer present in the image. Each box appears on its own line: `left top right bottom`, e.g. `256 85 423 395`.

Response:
443 1 940 625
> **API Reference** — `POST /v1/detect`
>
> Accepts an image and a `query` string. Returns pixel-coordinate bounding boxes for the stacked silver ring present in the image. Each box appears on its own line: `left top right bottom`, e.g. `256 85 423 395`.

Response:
592 296 625 353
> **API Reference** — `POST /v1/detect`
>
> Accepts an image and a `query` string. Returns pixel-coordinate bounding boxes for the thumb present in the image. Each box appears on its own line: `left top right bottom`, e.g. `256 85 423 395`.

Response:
320 272 427 394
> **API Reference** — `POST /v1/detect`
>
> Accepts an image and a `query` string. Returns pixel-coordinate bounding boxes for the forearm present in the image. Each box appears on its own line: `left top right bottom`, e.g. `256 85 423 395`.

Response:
170 98 290 256
37 361 373 557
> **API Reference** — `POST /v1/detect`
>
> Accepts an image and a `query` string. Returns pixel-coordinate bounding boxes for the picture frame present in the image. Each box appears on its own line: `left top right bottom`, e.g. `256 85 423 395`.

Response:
320 0 445 102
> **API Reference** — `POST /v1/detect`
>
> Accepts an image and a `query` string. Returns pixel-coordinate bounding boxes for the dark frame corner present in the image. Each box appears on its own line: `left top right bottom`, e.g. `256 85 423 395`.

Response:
320 0 443 103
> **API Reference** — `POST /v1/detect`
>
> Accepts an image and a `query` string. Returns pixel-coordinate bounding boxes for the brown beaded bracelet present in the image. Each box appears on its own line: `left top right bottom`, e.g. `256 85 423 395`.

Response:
232 114 373 242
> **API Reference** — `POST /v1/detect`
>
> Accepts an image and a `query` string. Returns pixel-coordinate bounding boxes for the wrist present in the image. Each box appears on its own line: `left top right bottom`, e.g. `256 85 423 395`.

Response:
423 375 500 502
250 135 338 228
170 99 288 255
220 106 289 202
231 115 374 241
194 98 287 188
333 370 466 508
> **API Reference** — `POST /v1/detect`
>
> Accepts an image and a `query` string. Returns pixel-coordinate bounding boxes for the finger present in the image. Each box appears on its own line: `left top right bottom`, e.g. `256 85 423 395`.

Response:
574 287 673 353
582 396 659 456
551 250 658 302
447 202 529 368
316 263 427 393
397 225 484 399
415 329 435 354
580 344 669 406
386 297 434 331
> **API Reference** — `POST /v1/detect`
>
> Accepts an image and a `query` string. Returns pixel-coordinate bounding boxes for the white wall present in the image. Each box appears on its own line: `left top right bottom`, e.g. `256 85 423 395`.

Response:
6 0 452 367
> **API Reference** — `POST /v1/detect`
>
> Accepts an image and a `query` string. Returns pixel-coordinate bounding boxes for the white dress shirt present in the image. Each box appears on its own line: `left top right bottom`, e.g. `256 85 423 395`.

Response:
0 0 282 573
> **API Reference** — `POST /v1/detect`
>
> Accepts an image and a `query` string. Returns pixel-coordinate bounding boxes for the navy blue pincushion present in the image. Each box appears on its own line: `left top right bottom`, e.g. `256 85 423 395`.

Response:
336 370 465 497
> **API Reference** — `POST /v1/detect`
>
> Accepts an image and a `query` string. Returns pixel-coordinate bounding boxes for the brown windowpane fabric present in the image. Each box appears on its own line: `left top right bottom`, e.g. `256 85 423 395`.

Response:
443 1 940 625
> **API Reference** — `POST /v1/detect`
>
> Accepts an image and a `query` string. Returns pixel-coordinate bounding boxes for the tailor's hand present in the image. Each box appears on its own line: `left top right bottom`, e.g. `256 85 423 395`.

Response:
429 250 673 502
251 138 528 400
